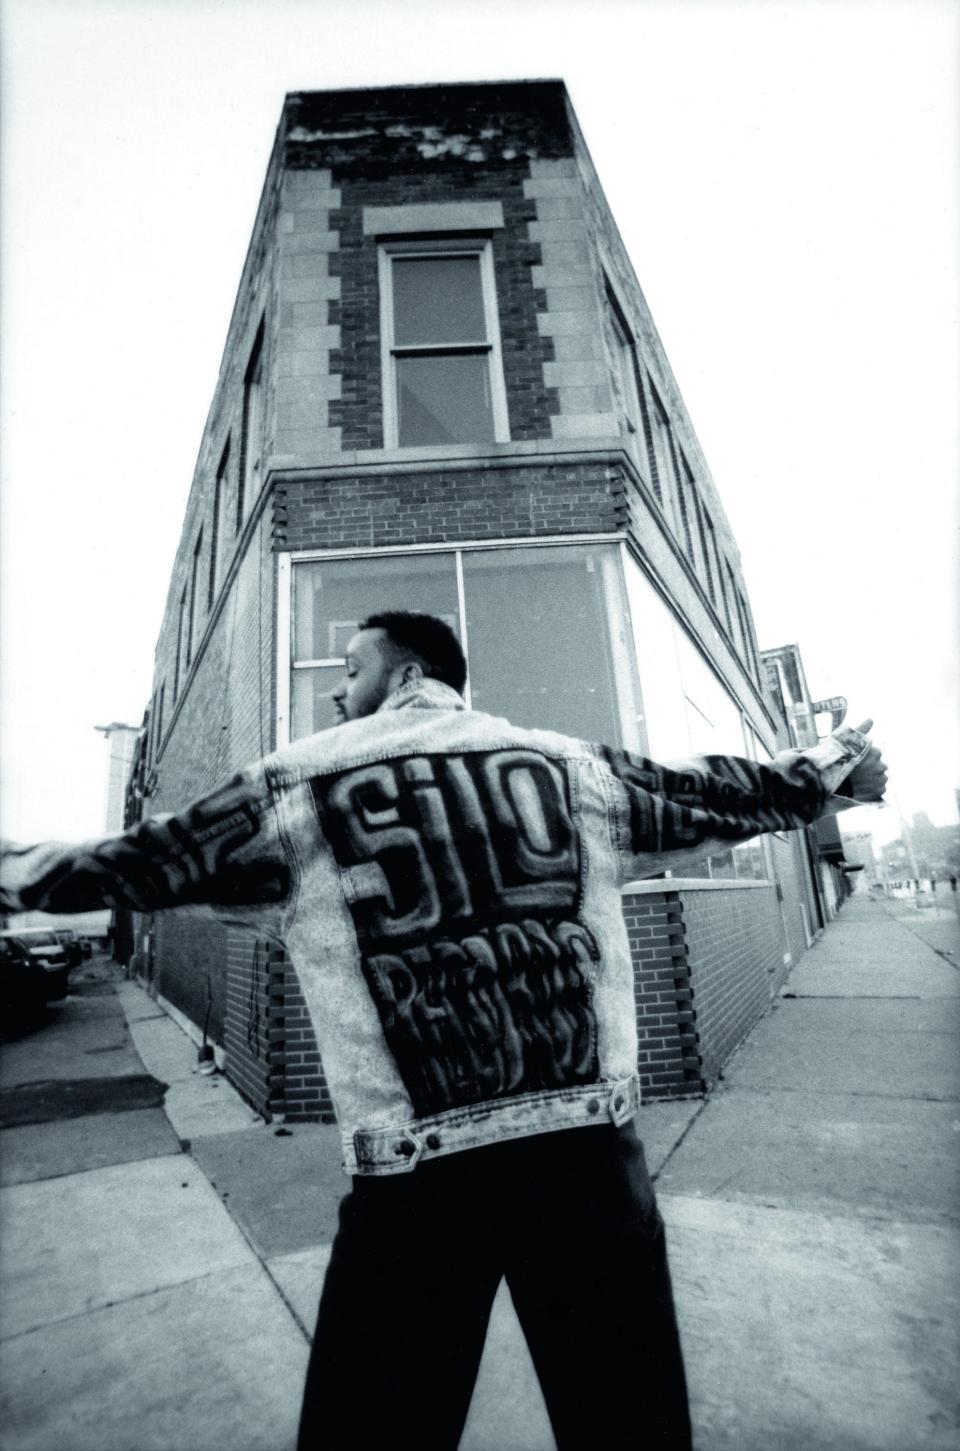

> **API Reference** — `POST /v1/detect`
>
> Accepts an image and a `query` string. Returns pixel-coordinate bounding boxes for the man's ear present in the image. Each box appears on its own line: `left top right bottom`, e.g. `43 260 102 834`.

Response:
400 659 425 685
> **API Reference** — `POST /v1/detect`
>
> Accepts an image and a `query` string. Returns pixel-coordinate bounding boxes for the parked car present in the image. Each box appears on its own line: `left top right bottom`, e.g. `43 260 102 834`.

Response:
51 928 85 969
0 929 72 1013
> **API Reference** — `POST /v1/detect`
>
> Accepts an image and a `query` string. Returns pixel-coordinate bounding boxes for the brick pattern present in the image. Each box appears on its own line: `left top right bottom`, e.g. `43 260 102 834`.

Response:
325 165 556 450
266 954 336 1123
681 886 783 1085
223 931 273 1115
152 916 227 1046
275 458 626 552
622 891 705 1098
141 512 279 1106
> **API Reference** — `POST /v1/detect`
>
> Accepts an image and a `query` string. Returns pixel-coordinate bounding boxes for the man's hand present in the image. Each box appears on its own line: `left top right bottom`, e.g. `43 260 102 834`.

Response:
843 719 888 802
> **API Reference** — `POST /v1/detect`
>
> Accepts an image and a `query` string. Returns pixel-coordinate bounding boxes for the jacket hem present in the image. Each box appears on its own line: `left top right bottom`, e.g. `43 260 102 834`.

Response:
346 1074 641 1176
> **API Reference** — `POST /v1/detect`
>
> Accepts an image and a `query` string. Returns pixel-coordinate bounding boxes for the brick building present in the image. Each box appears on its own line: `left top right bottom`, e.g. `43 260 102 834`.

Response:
760 642 856 919
129 80 826 1118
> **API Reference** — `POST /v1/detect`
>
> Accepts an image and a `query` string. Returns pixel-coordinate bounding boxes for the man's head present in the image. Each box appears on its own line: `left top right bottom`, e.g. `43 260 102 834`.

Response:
331 610 467 722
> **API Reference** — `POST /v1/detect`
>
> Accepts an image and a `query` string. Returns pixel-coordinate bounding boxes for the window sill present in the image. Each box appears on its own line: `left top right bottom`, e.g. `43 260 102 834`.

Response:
621 878 774 894
268 435 625 475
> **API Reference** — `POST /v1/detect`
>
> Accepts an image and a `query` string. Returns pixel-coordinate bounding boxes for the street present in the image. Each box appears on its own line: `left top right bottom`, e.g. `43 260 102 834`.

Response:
1 897 958 1450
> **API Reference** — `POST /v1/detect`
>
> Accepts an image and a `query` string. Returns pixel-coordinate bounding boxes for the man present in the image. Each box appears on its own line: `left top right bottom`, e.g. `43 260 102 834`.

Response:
1 610 887 1450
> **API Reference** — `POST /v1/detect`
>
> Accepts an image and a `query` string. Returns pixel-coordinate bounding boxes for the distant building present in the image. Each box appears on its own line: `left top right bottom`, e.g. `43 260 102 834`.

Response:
129 80 832 1119
880 815 960 891
760 642 854 921
95 723 141 832
839 829 877 892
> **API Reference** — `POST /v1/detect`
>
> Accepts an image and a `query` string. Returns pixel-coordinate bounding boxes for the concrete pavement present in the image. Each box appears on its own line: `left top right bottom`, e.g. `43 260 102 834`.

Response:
656 895 960 1451
1 895 957 1450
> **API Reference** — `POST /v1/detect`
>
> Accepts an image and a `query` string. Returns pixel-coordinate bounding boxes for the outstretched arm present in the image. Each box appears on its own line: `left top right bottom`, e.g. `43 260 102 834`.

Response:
0 764 293 934
599 721 886 883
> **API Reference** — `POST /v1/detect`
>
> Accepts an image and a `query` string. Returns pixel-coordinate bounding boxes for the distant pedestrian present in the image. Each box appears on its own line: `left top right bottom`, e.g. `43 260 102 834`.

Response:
0 611 890 1450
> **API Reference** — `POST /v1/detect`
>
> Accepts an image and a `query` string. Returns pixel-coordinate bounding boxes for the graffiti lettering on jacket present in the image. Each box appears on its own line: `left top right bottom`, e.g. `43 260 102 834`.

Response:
11 772 289 915
311 750 600 1116
598 746 820 853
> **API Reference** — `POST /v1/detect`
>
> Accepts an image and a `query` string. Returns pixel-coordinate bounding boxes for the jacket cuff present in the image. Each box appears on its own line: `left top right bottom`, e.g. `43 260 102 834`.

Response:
802 726 871 801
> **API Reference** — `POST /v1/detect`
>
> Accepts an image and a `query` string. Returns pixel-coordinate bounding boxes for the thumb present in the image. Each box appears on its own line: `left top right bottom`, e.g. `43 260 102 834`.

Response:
852 719 873 736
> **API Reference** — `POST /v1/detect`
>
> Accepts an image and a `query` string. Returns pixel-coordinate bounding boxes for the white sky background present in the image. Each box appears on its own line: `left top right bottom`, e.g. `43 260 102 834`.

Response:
1 0 957 847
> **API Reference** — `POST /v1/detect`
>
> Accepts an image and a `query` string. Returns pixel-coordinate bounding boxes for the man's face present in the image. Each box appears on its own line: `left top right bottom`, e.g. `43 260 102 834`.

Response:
331 629 407 723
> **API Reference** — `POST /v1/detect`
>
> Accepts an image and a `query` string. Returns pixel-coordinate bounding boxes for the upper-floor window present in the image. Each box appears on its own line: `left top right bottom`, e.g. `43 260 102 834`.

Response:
733 580 760 681
705 512 734 637
682 455 715 606
607 296 641 432
379 240 509 448
187 528 203 665
239 323 264 526
173 587 188 703
210 439 229 607
645 379 693 558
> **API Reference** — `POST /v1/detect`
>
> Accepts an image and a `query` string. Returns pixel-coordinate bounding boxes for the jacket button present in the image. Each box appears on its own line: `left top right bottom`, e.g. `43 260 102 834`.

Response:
425 1133 440 1151
586 1099 601 1115
614 1096 625 1112
393 1140 415 1157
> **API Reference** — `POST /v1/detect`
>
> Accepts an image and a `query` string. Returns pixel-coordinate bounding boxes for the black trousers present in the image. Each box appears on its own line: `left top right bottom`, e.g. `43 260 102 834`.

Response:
297 1122 692 1450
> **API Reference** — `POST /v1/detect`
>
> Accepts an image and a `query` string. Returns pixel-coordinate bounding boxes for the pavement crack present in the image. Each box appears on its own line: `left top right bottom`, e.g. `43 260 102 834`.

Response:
714 1084 960 1105
652 1098 709 1182
0 1264 254 1344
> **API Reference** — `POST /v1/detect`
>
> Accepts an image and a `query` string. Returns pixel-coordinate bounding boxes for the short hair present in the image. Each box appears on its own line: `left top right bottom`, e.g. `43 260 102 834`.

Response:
360 610 467 695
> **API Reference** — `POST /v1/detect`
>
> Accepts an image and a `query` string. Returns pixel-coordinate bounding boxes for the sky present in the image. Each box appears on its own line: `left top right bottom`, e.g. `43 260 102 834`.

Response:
1 0 957 848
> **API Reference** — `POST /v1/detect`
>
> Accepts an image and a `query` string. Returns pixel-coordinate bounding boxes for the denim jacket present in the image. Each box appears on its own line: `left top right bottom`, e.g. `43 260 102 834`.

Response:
0 681 870 1175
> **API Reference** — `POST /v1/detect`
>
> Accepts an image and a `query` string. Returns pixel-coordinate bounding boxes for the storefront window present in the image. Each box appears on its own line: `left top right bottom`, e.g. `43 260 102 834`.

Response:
462 544 633 744
290 553 459 737
623 554 769 881
287 542 642 749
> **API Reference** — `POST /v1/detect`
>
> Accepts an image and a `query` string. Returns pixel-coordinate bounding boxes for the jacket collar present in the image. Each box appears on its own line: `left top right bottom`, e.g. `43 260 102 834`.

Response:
378 678 467 714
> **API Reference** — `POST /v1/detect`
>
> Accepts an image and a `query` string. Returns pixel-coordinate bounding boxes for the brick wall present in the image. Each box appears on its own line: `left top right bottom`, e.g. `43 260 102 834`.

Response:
141 507 283 1116
222 931 274 1116
153 916 227 1045
275 456 626 553
326 167 557 450
680 885 784 1085
266 955 336 1123
622 890 705 1098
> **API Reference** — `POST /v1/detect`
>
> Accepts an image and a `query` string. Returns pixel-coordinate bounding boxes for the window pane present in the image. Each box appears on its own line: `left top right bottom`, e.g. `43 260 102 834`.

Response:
609 308 640 427
623 556 770 880
291 665 344 737
396 353 495 447
393 255 486 346
292 553 460 665
463 545 621 743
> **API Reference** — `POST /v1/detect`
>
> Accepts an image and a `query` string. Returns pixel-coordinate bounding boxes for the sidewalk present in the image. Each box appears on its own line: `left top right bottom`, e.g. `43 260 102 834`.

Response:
1 895 958 1450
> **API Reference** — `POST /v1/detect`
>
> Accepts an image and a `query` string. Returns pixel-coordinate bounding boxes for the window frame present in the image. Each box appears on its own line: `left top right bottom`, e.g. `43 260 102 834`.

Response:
239 322 265 528
173 587 188 703
187 528 203 666
210 438 229 609
378 238 510 449
606 288 642 437
646 378 693 556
